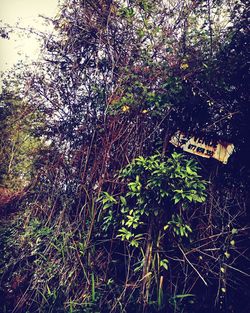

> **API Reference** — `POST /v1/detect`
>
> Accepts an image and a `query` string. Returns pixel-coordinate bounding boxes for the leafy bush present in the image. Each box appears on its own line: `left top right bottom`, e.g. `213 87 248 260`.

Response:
99 152 207 309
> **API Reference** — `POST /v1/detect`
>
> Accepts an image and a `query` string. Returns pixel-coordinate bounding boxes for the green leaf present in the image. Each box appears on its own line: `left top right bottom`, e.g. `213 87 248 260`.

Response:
185 225 192 233
232 228 238 235
173 294 195 299
186 166 196 175
186 195 193 202
120 196 127 206
163 225 169 231
224 251 230 259
173 195 181 204
160 259 169 271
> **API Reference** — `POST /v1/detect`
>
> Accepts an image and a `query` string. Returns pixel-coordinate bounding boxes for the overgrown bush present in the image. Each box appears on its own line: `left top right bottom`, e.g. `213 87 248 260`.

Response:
0 0 249 312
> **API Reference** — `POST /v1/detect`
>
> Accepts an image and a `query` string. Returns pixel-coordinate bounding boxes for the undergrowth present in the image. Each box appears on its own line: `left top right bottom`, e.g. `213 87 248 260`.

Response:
1 153 249 313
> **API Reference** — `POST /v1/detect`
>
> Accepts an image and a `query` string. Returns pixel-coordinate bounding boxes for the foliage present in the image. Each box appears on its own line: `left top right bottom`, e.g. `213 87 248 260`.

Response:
0 0 249 312
98 152 207 308
0 83 42 190
101 152 206 244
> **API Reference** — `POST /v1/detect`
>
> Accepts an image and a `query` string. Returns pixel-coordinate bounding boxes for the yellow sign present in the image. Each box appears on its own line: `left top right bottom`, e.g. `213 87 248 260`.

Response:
170 132 234 164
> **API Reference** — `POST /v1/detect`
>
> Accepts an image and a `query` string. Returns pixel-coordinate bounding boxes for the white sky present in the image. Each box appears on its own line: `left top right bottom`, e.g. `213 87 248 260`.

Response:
0 0 59 72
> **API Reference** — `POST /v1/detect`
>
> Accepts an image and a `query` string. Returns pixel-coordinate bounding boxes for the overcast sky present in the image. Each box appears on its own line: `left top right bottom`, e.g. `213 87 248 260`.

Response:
0 0 59 72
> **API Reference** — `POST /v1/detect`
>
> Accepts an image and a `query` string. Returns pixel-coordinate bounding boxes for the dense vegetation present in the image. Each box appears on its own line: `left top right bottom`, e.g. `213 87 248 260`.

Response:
0 1 249 312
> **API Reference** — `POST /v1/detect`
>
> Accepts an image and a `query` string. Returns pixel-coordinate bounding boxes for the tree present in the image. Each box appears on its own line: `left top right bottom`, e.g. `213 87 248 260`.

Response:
1 1 249 312
0 74 42 190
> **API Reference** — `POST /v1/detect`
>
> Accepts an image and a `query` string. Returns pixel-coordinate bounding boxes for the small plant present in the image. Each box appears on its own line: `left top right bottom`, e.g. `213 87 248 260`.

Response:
164 214 192 238
99 152 207 307
104 152 207 247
